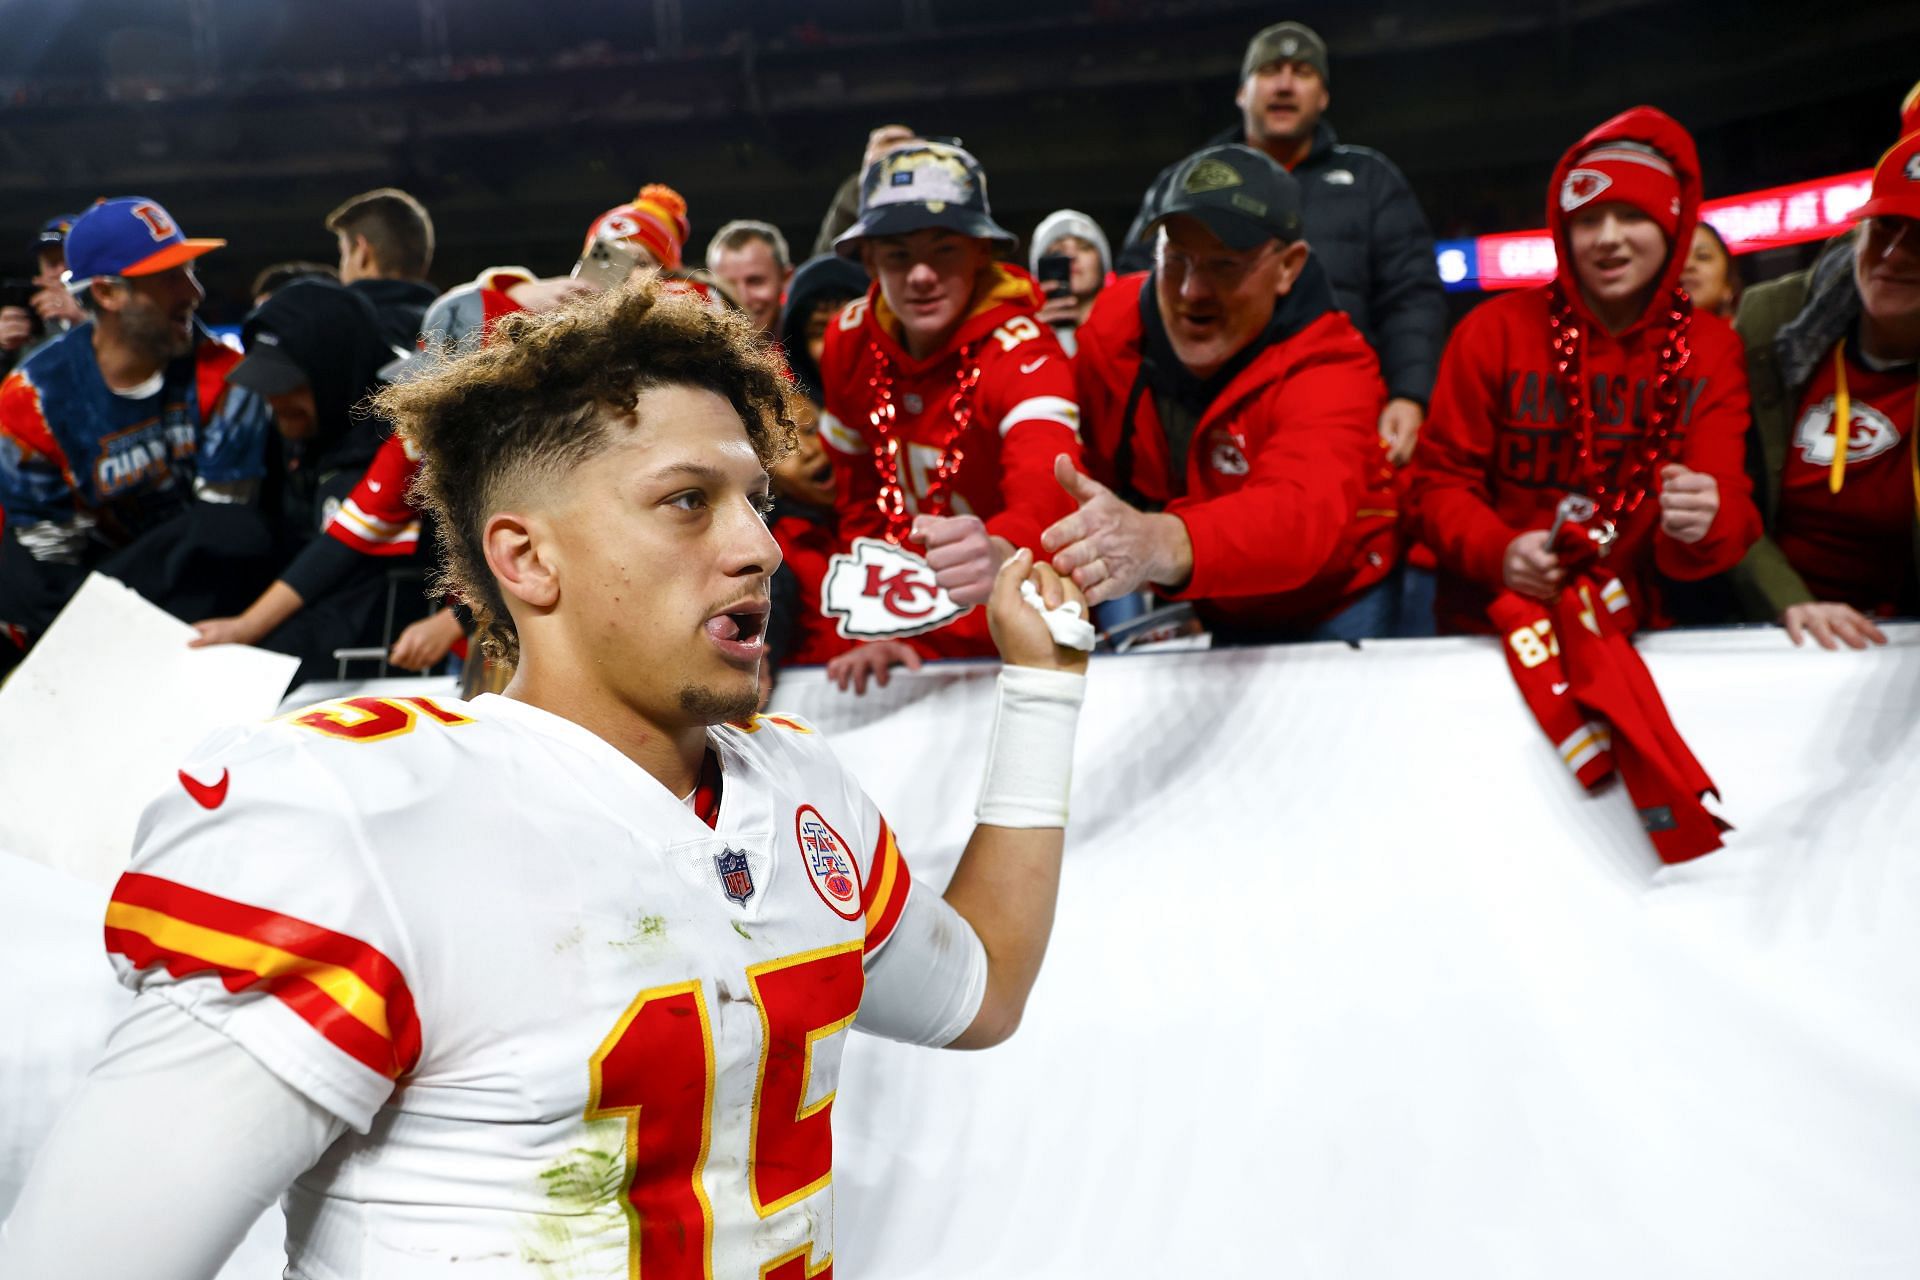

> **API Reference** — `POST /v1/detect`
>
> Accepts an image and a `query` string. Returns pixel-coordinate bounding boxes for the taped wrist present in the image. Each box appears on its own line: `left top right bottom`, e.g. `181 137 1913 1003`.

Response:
974 665 1086 828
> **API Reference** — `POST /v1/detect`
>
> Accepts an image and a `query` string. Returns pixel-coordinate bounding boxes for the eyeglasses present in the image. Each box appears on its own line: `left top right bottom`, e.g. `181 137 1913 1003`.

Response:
1155 240 1277 289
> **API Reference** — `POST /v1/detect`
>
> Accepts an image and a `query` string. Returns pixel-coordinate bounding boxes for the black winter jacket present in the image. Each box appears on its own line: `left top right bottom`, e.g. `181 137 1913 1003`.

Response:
1121 120 1445 407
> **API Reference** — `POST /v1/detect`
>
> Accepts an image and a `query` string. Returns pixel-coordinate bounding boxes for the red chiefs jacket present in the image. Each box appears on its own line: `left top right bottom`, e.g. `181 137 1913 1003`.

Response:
1408 107 1761 634
819 265 1083 655
1073 270 1396 633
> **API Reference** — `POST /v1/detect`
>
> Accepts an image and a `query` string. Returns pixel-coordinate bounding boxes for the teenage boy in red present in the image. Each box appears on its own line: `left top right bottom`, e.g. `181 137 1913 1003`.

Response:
819 141 1083 692
1408 106 1762 863
1047 143 1396 638
1409 106 1760 634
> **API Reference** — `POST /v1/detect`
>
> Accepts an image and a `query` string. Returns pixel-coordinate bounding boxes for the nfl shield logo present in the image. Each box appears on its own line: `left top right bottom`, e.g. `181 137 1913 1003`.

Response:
715 847 755 907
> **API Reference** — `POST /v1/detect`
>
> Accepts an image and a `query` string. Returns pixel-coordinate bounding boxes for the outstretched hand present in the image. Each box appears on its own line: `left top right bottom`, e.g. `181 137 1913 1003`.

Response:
826 640 923 695
1039 454 1191 605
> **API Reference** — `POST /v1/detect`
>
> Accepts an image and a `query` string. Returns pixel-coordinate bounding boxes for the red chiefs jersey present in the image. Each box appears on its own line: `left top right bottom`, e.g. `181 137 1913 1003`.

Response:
818 267 1083 655
771 508 855 667
325 433 421 557
1775 346 1918 613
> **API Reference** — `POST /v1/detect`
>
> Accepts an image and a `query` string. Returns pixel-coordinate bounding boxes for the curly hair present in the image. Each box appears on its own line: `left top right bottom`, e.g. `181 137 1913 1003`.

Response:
373 277 803 664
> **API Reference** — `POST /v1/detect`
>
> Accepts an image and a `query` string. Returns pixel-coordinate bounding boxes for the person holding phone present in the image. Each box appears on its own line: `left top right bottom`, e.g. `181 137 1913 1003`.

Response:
1029 210 1113 356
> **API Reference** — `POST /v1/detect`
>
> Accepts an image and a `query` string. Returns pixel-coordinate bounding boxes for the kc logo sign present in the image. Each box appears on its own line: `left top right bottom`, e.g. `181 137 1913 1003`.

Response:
821 537 970 640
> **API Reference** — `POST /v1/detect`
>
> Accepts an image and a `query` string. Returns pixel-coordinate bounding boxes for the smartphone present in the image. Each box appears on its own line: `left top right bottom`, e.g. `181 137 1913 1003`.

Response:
0 278 37 312
571 239 645 291
1036 254 1074 297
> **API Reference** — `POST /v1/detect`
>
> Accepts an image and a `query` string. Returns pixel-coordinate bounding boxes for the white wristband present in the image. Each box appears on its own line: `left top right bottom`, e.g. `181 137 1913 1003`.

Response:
975 665 1086 829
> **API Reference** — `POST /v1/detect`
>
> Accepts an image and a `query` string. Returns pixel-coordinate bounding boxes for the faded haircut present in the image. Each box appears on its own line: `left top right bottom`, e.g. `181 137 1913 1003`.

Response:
373 278 803 664
324 187 435 279
705 219 792 272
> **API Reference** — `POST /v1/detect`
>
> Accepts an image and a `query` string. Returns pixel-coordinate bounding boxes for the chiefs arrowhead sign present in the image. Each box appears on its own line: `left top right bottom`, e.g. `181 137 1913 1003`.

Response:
821 537 970 640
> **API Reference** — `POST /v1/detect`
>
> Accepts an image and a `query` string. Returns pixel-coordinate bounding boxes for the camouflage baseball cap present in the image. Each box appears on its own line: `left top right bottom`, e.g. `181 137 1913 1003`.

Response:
1241 21 1329 83
1149 144 1305 250
832 141 1015 258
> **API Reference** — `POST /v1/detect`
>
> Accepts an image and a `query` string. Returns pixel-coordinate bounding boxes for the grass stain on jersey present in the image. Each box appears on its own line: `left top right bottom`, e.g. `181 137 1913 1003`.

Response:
552 924 585 954
520 1139 630 1279
732 920 752 940
539 1146 626 1208
610 912 668 950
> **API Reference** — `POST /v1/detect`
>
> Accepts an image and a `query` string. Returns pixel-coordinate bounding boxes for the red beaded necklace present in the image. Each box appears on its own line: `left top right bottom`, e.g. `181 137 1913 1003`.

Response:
865 338 984 545
1548 280 1694 533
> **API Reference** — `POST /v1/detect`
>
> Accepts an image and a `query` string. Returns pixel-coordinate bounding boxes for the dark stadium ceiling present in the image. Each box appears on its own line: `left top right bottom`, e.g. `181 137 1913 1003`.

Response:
1 0 1914 319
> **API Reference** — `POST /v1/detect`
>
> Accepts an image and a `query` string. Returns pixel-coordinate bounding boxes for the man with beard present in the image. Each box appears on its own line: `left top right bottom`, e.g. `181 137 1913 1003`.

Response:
1120 22 1444 469
0 198 270 665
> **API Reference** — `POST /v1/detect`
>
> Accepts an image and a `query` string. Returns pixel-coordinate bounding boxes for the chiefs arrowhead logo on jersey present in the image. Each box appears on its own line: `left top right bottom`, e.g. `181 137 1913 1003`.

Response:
795 806 862 921
1204 425 1251 477
1559 168 1612 211
822 537 969 640
1794 397 1901 466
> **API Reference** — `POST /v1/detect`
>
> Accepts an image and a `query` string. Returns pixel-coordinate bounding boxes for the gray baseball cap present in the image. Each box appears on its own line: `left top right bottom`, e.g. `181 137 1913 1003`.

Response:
1149 144 1305 250
1241 21 1329 83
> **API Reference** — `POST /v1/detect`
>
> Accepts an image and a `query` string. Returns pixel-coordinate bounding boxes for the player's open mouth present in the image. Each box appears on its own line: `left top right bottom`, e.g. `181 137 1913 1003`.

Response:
704 600 769 662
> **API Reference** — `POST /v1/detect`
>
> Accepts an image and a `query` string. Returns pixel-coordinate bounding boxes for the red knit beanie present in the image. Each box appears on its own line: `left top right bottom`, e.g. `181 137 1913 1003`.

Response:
1558 141 1681 241
583 184 691 271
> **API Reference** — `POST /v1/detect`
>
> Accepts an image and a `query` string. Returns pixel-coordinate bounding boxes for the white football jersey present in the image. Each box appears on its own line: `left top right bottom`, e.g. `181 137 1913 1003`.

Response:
107 692 920 1279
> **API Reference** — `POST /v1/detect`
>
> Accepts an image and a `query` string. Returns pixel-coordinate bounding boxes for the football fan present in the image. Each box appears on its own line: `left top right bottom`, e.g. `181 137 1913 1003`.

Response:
185 279 430 684
1049 143 1400 640
1407 106 1762 861
817 139 1085 692
705 219 794 339
0 198 272 669
1731 129 1920 647
0 279 1091 1279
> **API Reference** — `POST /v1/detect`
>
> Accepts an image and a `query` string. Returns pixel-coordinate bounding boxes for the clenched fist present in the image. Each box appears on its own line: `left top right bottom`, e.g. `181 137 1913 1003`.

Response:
1657 464 1719 544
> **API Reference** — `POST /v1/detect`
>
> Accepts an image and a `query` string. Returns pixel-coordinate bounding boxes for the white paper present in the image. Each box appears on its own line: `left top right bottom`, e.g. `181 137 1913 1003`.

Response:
0 573 298 888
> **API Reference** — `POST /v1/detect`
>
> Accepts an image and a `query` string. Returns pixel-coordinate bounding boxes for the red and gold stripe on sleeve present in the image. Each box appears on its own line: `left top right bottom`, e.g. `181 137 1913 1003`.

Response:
105 872 421 1080
859 819 911 954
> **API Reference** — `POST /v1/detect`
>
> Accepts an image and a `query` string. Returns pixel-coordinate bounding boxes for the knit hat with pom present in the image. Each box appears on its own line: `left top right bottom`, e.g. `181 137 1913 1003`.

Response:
583 184 691 271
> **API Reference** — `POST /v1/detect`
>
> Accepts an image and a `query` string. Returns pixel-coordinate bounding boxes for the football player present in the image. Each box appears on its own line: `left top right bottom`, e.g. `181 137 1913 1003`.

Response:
1 280 1090 1278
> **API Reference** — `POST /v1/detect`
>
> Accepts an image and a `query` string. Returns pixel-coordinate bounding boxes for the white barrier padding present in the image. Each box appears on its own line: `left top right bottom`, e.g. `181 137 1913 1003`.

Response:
772 628 1920 1279
0 573 298 887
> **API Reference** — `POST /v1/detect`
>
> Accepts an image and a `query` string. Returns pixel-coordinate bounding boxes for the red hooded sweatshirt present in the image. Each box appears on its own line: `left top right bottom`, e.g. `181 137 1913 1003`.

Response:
1408 107 1761 634
1073 269 1396 633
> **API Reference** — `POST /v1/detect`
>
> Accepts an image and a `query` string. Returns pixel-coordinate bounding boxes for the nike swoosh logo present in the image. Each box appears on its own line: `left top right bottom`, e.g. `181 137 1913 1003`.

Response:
178 767 230 810
1020 357 1049 374
1551 682 1570 695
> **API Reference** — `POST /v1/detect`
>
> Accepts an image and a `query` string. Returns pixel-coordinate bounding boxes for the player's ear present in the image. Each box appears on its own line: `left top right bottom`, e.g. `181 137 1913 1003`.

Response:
484 510 559 611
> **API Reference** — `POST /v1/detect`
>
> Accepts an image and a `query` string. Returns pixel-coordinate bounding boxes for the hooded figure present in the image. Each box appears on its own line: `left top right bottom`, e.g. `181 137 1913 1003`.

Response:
191 279 431 684
1408 105 1761 635
776 254 870 405
229 278 395 534
1407 107 1763 864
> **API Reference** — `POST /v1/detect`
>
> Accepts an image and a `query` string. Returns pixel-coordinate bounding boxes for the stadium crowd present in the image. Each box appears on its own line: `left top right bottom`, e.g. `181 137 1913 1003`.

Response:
2 19 1916 700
